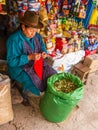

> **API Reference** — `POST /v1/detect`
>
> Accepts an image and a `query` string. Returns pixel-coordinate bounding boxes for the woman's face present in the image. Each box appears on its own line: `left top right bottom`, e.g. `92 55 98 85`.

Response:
21 24 38 38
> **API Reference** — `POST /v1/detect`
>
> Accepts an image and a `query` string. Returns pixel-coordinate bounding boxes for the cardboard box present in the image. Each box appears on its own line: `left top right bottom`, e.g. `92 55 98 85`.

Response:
83 54 98 72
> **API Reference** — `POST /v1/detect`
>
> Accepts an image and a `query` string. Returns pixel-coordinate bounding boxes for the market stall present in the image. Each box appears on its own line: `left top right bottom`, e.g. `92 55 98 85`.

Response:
0 0 98 125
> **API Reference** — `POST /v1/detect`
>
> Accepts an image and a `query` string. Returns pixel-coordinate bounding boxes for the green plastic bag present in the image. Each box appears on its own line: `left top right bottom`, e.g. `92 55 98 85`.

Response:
40 73 84 123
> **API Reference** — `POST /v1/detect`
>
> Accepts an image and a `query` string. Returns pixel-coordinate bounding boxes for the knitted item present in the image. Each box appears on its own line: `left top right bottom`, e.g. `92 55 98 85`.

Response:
34 57 43 80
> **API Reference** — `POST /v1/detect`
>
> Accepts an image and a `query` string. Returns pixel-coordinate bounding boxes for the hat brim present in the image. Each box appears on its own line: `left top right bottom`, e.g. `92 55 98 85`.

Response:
19 17 43 29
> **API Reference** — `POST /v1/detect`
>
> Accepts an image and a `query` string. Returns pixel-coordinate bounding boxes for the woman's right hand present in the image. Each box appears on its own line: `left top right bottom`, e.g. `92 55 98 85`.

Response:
28 53 41 61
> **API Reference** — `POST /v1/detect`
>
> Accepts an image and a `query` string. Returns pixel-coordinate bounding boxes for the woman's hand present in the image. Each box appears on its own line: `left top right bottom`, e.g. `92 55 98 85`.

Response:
41 52 47 59
28 53 41 61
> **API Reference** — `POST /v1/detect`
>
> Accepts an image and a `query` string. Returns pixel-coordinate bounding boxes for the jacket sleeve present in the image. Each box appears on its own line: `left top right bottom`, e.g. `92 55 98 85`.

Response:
6 37 29 67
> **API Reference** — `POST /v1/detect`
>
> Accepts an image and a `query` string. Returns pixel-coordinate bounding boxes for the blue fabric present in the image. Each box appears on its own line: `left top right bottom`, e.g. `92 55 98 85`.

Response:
84 40 89 50
6 28 47 96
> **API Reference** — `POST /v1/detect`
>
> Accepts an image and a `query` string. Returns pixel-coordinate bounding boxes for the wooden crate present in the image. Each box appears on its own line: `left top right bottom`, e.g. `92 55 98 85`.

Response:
71 62 90 84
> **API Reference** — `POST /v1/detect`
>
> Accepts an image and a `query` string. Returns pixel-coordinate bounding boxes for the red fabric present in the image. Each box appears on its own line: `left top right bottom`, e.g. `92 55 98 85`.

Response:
81 0 88 5
55 38 64 51
85 50 97 57
34 57 43 80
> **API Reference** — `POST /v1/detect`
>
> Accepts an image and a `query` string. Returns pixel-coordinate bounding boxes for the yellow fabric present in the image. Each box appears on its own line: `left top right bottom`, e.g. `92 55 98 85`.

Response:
89 8 98 25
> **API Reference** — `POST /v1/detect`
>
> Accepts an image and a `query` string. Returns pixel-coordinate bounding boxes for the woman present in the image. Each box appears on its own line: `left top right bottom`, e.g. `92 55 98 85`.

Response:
6 10 57 102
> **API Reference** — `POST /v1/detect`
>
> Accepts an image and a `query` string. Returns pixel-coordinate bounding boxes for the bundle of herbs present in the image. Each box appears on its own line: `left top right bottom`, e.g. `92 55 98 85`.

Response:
54 78 77 93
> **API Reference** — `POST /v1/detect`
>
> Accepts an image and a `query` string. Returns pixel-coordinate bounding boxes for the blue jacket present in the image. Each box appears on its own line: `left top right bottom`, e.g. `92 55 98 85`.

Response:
6 28 47 95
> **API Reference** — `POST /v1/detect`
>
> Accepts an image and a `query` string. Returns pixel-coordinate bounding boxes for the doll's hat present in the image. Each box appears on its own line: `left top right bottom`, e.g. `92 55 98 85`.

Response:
19 10 43 28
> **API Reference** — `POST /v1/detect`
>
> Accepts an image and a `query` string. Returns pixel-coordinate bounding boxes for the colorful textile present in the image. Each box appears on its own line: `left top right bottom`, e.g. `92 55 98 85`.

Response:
22 36 57 92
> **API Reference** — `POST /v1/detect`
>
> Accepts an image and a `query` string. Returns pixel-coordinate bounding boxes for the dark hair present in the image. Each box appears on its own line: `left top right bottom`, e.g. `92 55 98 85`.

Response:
24 24 30 28
20 23 31 28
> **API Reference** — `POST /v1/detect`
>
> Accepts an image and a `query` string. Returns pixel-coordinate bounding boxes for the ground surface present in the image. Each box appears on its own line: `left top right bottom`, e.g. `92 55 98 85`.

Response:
0 71 98 130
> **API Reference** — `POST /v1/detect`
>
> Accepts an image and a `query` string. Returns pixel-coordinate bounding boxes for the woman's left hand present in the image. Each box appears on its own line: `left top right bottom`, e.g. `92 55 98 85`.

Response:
41 52 47 59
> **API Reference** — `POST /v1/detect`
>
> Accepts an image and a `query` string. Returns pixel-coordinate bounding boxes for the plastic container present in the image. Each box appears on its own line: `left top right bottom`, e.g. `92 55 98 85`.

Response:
40 73 84 123
0 73 14 125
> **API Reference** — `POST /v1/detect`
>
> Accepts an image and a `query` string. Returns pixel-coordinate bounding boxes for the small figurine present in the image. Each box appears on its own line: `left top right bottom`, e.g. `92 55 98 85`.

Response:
61 37 68 54
49 20 57 35
78 5 86 19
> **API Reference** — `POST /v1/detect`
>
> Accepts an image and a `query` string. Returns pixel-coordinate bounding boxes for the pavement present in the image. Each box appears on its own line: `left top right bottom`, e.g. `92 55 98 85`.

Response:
0 71 98 130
